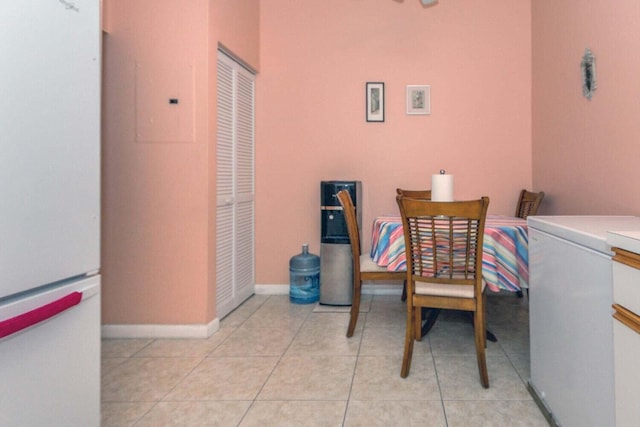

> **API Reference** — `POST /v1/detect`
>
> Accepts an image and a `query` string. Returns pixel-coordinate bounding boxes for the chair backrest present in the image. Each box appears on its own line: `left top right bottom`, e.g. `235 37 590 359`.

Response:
396 188 432 200
337 190 361 269
396 196 489 292
515 189 544 219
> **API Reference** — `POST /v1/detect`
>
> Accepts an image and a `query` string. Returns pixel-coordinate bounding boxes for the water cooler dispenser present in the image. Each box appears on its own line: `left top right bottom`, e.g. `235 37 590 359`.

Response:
320 181 362 305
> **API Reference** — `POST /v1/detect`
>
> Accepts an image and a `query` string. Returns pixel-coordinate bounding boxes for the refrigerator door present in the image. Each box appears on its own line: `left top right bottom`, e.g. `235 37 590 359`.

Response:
0 0 100 299
0 275 100 427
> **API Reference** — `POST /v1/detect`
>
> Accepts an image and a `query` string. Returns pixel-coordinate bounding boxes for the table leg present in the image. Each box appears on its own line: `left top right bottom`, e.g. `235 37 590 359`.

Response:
420 309 497 342
464 311 497 342
420 308 441 337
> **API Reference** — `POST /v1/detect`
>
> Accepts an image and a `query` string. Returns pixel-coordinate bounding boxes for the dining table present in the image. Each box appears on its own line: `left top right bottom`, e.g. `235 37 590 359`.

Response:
370 215 529 293
370 214 529 339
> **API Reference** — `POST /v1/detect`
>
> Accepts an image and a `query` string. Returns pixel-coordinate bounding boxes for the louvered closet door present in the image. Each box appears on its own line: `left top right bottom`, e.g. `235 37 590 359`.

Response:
216 51 255 319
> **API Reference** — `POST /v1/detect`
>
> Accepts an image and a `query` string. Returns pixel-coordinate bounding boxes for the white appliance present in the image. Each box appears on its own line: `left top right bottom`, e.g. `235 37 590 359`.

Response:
606 231 640 427
528 216 640 427
0 1 101 426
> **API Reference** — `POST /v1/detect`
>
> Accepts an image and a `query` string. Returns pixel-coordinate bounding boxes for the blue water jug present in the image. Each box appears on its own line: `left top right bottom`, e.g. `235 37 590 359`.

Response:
289 244 320 304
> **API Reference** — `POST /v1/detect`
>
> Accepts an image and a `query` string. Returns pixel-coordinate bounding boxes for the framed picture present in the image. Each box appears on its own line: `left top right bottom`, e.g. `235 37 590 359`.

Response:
406 85 431 115
366 82 384 122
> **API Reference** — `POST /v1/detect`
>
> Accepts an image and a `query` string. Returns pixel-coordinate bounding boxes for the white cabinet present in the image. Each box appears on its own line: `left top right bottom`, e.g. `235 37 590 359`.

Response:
528 216 640 427
608 233 640 427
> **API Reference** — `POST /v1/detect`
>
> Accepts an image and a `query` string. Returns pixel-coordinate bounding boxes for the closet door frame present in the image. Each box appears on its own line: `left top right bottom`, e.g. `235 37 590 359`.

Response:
216 50 255 319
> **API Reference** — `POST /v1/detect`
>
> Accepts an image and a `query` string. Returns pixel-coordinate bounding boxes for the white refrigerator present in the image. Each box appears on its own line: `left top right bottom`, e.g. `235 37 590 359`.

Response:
528 216 640 427
0 1 101 426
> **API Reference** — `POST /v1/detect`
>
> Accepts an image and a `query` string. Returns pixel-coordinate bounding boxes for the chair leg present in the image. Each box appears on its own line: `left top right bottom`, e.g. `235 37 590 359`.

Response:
401 305 416 378
414 305 423 341
401 280 407 302
346 279 362 338
483 293 488 347
473 307 490 388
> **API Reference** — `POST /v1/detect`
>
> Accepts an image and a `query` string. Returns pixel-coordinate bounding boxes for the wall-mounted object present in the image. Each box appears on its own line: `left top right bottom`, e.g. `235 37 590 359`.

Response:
366 82 384 122
406 85 431 115
135 61 195 142
581 48 596 100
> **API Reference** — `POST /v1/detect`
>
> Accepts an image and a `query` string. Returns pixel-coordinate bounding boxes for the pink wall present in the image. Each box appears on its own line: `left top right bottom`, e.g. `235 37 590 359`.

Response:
99 0 640 325
213 0 260 70
103 0 531 325
256 0 532 285
102 0 259 324
532 1 640 215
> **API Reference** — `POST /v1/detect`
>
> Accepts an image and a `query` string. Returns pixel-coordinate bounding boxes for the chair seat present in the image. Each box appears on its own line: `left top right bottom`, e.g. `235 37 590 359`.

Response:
415 279 486 298
360 254 391 273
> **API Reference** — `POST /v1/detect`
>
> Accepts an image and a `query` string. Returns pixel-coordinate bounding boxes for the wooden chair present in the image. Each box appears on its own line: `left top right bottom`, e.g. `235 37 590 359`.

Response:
514 189 543 298
396 189 431 301
394 190 432 305
337 190 405 337
396 195 491 388
396 188 432 199
515 189 544 219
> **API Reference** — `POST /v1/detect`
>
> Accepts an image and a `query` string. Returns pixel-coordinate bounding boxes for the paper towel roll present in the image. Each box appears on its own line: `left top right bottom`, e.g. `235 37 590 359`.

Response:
431 173 454 201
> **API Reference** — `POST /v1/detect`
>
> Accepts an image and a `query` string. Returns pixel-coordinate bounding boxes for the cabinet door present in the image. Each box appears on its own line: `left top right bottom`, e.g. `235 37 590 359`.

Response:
612 254 640 426
216 51 255 319
529 228 615 427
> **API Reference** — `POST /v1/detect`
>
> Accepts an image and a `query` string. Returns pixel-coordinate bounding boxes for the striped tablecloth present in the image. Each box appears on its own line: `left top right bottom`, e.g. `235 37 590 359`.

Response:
370 215 529 292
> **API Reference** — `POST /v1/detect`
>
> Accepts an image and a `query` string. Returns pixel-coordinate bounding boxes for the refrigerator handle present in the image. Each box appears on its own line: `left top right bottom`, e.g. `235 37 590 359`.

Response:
0 292 82 339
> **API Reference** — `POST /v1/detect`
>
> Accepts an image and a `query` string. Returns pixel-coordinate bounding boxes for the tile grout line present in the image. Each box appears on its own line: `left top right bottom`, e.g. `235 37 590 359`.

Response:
342 308 367 426
428 334 450 427
235 295 315 426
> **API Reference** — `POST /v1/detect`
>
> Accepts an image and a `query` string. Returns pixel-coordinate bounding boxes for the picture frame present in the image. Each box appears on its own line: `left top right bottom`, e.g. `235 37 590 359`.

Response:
366 82 384 122
406 85 431 115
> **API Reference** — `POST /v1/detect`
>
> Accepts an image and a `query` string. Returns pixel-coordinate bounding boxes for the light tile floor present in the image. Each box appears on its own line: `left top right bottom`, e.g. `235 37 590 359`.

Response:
101 292 550 426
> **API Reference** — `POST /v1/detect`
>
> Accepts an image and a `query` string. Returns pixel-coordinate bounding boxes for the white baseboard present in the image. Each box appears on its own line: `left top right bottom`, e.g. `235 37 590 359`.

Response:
101 282 403 339
255 282 403 296
362 283 404 295
255 284 289 295
101 317 219 339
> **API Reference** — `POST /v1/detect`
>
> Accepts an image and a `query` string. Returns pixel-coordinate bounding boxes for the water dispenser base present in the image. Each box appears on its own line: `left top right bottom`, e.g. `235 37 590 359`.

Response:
319 243 353 305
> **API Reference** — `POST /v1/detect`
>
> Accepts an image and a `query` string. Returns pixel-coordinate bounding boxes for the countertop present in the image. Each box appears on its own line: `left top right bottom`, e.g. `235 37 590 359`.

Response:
607 230 640 255
528 216 640 255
